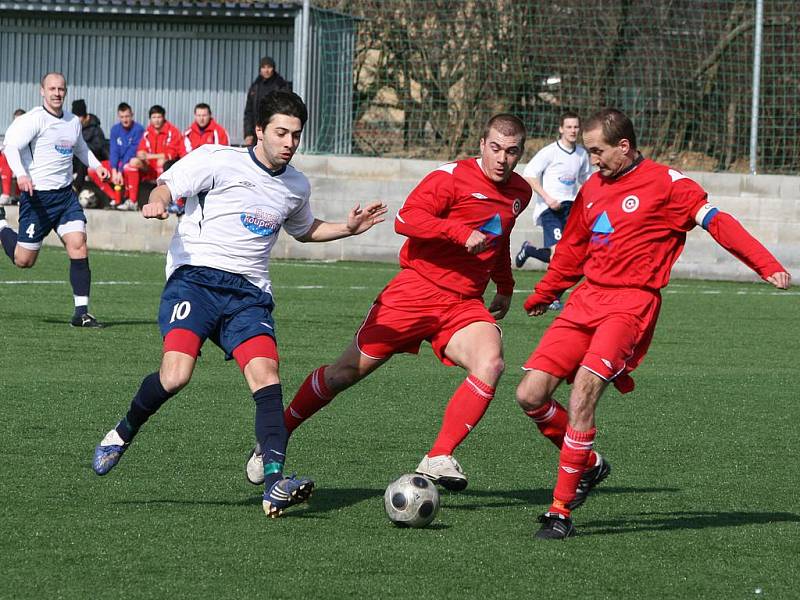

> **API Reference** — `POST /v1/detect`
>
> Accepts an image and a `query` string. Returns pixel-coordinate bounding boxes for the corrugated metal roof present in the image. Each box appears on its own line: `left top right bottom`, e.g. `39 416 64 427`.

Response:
0 0 302 19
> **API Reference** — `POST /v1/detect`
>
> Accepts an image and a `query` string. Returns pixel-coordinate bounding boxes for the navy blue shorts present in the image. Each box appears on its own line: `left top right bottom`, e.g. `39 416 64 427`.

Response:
158 265 277 359
17 186 86 249
540 201 573 247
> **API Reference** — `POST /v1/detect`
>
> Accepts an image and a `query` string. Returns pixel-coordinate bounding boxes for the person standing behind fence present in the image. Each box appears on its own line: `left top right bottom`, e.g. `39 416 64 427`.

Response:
184 103 229 153
243 56 291 146
515 112 592 310
109 102 144 208
0 109 26 205
0 72 108 328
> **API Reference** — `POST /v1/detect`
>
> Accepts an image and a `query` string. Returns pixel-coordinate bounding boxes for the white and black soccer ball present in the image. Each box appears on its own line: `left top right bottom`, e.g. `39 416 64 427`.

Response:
384 474 440 528
78 188 97 209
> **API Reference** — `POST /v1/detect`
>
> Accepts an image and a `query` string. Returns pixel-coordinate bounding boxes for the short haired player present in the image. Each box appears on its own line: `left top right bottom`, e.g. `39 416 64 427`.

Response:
0 72 109 327
91 91 387 519
515 111 591 310
246 114 532 492
516 108 791 540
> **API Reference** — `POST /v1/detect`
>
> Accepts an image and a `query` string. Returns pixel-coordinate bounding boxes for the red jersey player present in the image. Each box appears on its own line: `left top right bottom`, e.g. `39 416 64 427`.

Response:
122 105 185 209
183 102 230 153
516 108 791 540
245 114 532 491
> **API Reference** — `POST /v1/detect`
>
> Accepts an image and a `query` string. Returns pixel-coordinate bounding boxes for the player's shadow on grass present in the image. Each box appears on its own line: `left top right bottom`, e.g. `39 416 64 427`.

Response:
449 485 680 510
584 510 800 536
43 317 155 327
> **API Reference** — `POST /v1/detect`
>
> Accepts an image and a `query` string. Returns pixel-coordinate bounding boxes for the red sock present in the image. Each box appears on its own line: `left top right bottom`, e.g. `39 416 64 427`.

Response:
549 426 596 517
124 165 140 203
429 375 494 457
284 366 334 435
526 400 598 466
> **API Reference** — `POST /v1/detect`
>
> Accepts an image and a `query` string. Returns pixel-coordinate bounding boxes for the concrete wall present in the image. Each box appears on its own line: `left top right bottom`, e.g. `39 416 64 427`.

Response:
3 155 797 282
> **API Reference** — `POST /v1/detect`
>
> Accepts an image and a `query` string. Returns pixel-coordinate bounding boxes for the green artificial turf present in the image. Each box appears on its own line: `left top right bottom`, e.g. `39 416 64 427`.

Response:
1 247 798 599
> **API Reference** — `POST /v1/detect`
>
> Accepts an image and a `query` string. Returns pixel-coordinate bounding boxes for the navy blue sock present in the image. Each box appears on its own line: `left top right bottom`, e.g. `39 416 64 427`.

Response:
530 246 552 263
116 372 176 442
70 257 91 313
0 226 17 261
254 384 288 489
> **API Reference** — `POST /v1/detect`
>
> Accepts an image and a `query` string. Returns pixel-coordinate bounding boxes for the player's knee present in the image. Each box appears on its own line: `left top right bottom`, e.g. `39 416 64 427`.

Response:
515 378 547 412
158 368 192 394
14 254 36 268
473 355 504 387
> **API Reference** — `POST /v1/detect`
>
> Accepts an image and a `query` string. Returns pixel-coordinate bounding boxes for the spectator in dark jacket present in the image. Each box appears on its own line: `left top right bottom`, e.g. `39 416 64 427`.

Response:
71 99 111 197
243 56 291 145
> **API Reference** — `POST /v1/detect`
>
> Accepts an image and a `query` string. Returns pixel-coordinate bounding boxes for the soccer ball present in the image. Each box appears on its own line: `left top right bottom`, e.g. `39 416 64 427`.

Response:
384 474 440 528
78 188 97 209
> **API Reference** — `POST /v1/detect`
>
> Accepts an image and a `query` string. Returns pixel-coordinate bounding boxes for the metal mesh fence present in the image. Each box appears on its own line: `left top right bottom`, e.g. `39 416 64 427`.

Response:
312 0 799 174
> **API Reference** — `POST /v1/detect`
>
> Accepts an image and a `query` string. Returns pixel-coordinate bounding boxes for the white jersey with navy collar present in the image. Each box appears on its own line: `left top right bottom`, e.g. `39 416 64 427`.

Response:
2 106 99 190
522 140 592 226
158 144 315 294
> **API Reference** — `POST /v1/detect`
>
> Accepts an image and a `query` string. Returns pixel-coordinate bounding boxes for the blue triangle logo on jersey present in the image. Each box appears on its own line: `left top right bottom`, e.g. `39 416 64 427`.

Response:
591 211 614 234
479 213 503 236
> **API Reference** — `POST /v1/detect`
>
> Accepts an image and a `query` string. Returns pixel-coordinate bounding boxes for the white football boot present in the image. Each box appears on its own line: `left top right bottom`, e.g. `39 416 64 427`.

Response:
245 444 264 485
415 454 468 491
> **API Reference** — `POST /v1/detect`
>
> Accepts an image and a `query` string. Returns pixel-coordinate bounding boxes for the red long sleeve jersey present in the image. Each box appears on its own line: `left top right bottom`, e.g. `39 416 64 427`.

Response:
183 119 230 153
395 158 531 298
533 158 785 300
137 121 186 161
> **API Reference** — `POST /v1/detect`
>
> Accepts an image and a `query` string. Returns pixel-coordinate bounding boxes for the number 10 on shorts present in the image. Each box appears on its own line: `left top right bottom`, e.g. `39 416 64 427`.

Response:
170 301 191 323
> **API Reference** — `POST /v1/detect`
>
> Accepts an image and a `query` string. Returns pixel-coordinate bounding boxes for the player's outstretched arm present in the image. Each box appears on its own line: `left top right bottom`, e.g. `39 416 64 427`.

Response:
295 201 387 242
142 184 171 220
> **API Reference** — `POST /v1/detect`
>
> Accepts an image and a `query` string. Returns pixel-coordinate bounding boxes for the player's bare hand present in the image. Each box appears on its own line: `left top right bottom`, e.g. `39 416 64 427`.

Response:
346 201 388 235
526 303 549 317
766 271 791 289
488 293 512 320
111 170 124 187
465 230 488 254
523 292 551 316
142 201 169 220
16 175 34 194
95 165 110 181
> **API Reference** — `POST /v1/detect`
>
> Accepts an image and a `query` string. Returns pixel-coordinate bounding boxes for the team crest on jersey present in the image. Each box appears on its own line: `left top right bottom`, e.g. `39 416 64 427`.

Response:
590 211 614 246
621 195 640 213
54 139 73 156
241 208 281 237
512 198 522 215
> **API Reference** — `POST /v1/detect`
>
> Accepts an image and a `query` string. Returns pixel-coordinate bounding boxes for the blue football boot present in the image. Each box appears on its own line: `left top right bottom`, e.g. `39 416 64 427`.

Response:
262 474 315 518
93 429 129 475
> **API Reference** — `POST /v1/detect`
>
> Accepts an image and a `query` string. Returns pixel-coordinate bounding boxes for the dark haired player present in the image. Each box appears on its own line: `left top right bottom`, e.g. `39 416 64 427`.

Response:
247 113 532 491
516 108 791 539
92 91 387 519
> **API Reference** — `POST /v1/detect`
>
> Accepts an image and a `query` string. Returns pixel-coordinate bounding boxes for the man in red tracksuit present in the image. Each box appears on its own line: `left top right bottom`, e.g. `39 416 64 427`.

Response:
244 113 533 491
515 108 791 540
122 105 185 209
183 103 229 153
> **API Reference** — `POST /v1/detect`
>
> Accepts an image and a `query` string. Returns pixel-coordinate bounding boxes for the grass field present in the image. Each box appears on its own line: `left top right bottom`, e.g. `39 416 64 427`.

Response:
1 247 798 599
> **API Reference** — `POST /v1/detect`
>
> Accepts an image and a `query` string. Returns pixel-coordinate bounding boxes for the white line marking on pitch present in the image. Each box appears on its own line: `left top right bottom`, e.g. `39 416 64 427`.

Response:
1 280 145 285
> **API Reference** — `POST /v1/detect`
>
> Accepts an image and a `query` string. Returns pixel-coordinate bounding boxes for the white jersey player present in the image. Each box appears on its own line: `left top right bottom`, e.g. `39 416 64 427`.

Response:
515 112 592 276
92 91 387 520
0 72 109 327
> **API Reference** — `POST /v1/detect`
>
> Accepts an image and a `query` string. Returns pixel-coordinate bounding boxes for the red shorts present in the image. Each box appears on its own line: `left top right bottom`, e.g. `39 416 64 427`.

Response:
356 269 496 366
524 282 662 393
142 160 163 181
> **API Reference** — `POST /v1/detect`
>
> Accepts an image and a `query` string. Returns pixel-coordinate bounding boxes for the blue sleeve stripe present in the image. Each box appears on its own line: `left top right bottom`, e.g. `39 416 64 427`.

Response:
701 207 719 230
